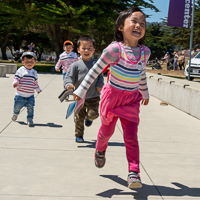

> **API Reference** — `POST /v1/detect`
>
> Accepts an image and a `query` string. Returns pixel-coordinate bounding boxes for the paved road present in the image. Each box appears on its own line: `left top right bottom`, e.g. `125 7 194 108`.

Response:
0 73 200 200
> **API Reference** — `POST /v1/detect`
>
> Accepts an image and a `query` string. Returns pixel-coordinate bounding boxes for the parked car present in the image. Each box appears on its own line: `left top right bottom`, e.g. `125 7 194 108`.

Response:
185 52 200 81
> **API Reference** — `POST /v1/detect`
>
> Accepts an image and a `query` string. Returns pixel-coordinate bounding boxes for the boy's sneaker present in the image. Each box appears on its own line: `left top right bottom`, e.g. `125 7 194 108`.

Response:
75 136 84 143
127 172 142 189
11 113 18 121
85 118 93 127
27 119 34 127
95 150 106 168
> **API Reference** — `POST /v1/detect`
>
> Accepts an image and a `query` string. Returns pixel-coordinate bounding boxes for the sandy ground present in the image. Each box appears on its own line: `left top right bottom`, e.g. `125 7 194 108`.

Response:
146 63 186 78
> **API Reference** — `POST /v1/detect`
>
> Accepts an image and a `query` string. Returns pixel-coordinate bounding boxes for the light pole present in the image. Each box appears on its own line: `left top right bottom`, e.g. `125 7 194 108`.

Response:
188 0 195 81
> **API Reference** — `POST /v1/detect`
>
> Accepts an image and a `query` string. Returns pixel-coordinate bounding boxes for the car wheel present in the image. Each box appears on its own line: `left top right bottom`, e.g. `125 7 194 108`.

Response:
186 77 194 81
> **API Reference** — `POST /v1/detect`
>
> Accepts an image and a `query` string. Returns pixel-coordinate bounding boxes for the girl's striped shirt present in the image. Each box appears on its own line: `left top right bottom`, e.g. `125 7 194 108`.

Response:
109 42 147 92
55 51 78 73
74 42 151 99
12 66 41 97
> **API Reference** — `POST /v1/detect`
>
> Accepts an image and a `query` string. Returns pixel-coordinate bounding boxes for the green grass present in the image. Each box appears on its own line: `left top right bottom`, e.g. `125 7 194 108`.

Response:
0 60 59 73
17 61 59 73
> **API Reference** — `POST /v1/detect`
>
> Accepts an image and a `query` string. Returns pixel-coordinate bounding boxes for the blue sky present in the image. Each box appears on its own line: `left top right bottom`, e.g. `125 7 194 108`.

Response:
143 0 170 22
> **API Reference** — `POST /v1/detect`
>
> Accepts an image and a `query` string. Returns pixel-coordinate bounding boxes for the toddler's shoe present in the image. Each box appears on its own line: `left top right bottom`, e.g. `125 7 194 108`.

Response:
85 118 93 127
127 172 142 189
75 136 84 143
95 150 106 168
27 118 34 127
11 113 18 121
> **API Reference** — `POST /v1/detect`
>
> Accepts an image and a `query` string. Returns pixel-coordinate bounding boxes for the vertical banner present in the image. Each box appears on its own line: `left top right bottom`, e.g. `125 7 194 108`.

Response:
167 0 192 28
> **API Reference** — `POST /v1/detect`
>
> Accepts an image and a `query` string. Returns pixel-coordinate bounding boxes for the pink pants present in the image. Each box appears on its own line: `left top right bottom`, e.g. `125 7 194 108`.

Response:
96 84 142 173
96 117 139 172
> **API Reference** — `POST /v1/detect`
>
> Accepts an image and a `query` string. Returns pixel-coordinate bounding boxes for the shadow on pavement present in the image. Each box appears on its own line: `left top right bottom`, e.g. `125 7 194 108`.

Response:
96 175 200 199
17 121 62 128
77 140 125 149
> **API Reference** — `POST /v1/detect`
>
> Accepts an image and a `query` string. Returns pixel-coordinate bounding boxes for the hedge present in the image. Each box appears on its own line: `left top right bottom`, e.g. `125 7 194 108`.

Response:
17 62 62 73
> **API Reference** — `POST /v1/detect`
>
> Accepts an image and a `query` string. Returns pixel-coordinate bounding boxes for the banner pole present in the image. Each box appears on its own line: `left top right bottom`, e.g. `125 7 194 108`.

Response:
188 0 195 81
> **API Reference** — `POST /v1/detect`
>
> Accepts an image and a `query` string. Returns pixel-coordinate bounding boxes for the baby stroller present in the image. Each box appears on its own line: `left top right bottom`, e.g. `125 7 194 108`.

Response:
13 50 23 62
167 58 174 70
152 58 162 69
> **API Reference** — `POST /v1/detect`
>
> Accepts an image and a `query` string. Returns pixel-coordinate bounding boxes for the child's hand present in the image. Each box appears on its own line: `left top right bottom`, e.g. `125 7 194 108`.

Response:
38 90 42 94
55 68 60 72
67 84 75 90
96 87 102 92
73 93 81 101
141 98 149 105
13 82 18 88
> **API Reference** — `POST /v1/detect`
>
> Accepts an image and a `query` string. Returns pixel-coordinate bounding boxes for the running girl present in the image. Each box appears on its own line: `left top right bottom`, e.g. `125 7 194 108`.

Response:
73 7 151 189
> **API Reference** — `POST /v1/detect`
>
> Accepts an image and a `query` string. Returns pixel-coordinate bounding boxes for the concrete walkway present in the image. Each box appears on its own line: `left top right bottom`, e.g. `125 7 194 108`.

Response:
0 73 200 200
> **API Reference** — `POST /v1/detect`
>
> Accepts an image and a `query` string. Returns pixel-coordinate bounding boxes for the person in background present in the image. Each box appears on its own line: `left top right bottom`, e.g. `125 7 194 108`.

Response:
173 51 178 71
163 52 170 70
55 40 78 80
31 44 35 54
181 52 185 70
55 40 78 100
27 45 31 52
178 52 184 71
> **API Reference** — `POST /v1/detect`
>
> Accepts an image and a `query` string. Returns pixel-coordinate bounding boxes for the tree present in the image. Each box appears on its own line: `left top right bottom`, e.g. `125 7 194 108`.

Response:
0 9 16 59
0 0 159 59
144 23 173 60
34 0 159 58
21 31 54 61
0 32 10 60
0 0 31 59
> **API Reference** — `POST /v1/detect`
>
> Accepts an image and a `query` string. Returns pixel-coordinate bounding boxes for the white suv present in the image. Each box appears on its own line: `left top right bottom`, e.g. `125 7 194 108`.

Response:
185 53 200 81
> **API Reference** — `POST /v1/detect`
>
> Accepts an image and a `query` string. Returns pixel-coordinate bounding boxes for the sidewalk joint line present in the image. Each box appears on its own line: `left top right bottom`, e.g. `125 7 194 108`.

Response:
140 162 164 200
0 121 12 134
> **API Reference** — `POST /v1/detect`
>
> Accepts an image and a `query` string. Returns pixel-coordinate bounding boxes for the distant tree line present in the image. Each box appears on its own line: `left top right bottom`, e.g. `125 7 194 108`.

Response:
1 0 200 61
147 0 200 59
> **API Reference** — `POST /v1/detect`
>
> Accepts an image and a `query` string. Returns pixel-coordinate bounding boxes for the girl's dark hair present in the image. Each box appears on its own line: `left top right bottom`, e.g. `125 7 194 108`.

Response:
114 7 146 45
77 35 95 48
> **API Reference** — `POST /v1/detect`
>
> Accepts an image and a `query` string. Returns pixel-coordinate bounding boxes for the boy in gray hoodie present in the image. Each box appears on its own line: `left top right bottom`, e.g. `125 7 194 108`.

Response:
64 35 104 143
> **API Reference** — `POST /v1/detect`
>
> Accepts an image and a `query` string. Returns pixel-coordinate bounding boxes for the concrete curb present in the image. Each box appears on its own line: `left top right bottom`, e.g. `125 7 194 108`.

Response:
0 65 6 77
0 63 17 76
4 64 17 74
147 72 200 120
